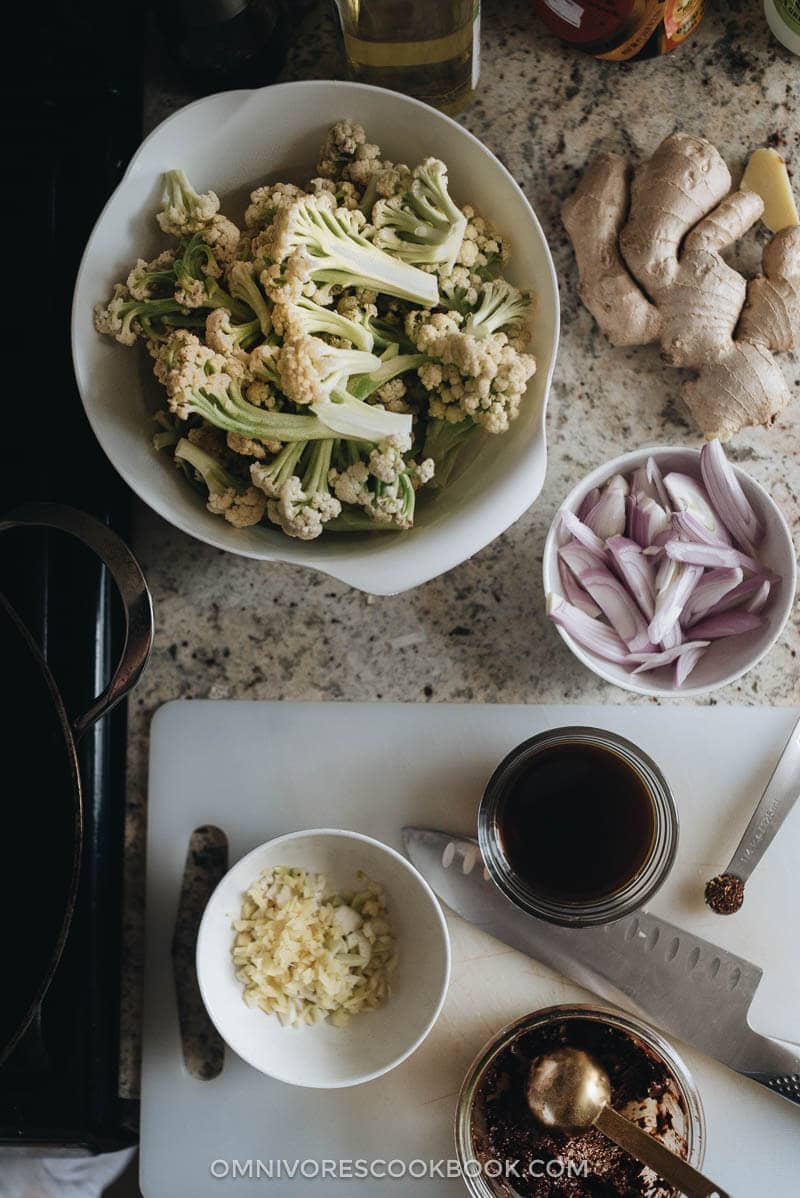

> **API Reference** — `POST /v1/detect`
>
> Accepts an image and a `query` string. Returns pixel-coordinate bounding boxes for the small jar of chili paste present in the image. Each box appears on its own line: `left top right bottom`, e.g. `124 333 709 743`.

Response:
532 0 704 60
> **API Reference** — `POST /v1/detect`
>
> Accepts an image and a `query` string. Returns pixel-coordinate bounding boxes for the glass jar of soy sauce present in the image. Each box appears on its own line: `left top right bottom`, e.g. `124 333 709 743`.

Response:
478 727 678 927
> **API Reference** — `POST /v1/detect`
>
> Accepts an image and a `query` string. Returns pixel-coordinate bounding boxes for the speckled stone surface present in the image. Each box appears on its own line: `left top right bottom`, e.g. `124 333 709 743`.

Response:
121 0 800 1095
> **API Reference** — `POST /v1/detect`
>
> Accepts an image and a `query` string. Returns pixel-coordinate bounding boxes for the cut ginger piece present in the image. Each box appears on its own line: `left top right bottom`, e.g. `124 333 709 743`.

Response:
740 147 799 233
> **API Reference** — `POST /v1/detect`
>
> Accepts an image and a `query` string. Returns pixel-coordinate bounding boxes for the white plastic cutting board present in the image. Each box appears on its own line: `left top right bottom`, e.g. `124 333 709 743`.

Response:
142 703 800 1197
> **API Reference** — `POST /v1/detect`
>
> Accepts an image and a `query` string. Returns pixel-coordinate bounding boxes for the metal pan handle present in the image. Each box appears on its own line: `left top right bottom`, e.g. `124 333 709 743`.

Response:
0 502 154 738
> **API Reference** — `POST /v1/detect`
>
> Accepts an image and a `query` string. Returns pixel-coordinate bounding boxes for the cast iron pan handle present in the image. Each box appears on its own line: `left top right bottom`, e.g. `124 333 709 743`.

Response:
0 502 154 738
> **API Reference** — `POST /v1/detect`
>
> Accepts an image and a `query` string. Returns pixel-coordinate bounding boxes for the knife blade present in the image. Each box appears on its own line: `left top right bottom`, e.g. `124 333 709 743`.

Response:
404 826 800 1108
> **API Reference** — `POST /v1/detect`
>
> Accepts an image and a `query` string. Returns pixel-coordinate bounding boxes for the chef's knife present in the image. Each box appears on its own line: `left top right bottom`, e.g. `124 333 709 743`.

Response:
404 827 800 1108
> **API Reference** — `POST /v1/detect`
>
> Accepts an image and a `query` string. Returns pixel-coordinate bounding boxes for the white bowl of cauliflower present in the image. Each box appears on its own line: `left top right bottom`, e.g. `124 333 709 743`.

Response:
72 81 559 594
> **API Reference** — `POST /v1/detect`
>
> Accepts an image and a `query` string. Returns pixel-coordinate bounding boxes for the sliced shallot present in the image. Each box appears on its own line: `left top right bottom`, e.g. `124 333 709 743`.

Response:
606 536 656 620
699 575 772 619
559 542 653 652
663 539 763 574
681 568 744 627
745 580 771 613
672 511 731 548
685 611 764 639
646 456 671 510
630 466 660 505
664 472 732 544
626 495 670 547
660 623 683 650
548 442 779 689
700 439 763 554
584 475 627 539
578 487 602 522
560 509 607 557
649 563 703 646
546 594 630 663
675 644 707 687
559 556 601 618
627 640 710 673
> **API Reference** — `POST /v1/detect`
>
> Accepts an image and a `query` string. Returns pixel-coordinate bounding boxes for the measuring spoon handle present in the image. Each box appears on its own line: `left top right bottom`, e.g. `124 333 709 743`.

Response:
727 714 800 881
596 1105 731 1198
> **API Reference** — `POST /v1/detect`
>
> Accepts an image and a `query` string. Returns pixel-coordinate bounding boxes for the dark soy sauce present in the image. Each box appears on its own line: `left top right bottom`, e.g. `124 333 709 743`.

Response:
498 742 656 902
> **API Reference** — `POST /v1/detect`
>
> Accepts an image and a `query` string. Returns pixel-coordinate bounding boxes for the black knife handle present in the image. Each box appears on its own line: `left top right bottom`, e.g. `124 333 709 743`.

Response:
748 1073 800 1106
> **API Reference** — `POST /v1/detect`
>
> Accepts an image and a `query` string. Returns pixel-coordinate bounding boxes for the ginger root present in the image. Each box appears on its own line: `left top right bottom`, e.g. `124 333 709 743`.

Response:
562 133 800 441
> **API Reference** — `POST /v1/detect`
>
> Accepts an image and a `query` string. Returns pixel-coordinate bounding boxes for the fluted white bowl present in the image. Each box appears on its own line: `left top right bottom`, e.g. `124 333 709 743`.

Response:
72 80 559 595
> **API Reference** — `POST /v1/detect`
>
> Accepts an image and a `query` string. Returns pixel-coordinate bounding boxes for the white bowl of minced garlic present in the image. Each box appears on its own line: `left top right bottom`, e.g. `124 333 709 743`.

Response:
196 827 451 1088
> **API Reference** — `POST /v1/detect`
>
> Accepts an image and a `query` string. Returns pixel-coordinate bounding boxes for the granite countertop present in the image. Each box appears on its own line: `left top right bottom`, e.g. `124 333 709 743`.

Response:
121 0 800 1094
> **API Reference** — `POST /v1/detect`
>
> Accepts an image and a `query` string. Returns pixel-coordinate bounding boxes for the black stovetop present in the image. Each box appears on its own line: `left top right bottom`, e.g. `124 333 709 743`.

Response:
0 0 143 1152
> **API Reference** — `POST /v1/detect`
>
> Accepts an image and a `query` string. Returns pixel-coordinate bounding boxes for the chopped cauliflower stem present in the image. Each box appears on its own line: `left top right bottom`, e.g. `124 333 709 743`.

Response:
94 120 537 539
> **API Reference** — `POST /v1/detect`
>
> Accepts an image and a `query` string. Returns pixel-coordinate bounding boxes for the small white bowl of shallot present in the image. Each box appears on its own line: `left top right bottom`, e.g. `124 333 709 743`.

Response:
542 443 796 697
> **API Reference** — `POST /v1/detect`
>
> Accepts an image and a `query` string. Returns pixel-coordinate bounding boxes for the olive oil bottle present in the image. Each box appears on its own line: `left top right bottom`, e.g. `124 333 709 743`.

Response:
333 0 480 114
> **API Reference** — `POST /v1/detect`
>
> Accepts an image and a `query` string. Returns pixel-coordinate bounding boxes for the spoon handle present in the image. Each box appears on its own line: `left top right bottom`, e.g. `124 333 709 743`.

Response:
725 714 800 882
596 1105 730 1198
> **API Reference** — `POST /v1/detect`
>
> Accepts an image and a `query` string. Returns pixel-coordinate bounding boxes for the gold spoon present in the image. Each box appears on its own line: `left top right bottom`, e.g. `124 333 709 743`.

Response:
526 1047 730 1198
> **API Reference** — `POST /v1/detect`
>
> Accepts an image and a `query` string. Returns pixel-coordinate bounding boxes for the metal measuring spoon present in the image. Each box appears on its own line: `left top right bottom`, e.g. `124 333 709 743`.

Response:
705 714 800 915
526 1047 730 1198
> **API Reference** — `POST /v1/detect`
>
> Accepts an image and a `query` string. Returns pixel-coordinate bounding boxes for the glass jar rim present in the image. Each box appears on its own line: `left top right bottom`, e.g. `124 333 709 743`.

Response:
478 726 679 928
454 1002 706 1198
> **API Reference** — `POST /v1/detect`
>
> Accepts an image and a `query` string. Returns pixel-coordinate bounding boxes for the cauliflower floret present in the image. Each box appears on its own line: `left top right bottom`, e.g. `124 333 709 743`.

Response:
202 215 241 268
245 182 306 229
420 346 536 434
308 177 361 211
314 121 412 209
406 308 460 346
276 334 378 407
458 204 511 277
328 440 424 531
126 250 176 300
374 376 409 412
418 360 444 391
276 333 327 406
248 342 282 388
406 308 514 381
94 284 138 346
367 434 413 484
408 309 497 377
245 380 277 408
438 265 481 312
316 120 370 179
152 329 227 397
329 459 371 507
208 485 267 527
337 293 376 323
260 250 312 305
187 422 230 460
226 431 281 459
266 475 342 541
343 142 383 188
205 308 253 360
175 435 267 528
173 277 207 309
367 162 413 201
413 458 436 487
157 169 220 236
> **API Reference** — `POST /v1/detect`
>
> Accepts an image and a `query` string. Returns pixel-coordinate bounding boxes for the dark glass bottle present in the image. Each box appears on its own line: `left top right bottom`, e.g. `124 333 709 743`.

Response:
154 0 288 94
